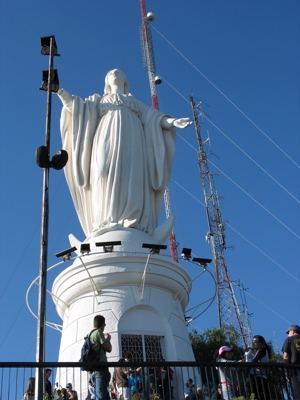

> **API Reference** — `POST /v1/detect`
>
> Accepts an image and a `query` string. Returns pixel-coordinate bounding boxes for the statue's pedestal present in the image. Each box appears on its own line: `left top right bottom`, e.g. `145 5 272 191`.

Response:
52 228 196 395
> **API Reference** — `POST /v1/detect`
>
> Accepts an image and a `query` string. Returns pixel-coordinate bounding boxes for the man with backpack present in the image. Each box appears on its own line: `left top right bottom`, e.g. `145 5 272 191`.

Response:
89 315 112 400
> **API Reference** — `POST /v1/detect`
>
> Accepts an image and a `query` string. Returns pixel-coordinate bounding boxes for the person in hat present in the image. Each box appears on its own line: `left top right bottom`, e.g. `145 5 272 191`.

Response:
66 383 78 400
216 346 242 400
282 324 300 399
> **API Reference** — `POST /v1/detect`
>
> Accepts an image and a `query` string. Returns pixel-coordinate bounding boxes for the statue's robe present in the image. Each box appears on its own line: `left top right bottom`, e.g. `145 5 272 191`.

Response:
60 92 176 240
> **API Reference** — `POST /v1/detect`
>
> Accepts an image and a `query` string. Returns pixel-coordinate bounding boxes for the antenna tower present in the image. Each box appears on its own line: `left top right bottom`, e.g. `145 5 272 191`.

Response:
139 0 178 262
238 281 253 345
189 95 250 347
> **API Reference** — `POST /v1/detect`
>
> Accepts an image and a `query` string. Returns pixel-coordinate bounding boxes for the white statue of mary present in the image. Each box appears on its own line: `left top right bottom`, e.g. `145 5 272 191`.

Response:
57 69 191 242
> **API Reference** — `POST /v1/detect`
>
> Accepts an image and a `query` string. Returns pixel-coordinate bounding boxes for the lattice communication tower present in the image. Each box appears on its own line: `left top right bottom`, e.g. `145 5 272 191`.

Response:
189 95 251 348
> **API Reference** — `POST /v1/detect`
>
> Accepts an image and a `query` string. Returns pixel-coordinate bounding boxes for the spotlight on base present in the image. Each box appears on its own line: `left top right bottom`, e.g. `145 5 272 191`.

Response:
181 248 192 261
80 243 91 254
192 257 212 267
95 241 122 253
142 243 167 254
55 246 77 261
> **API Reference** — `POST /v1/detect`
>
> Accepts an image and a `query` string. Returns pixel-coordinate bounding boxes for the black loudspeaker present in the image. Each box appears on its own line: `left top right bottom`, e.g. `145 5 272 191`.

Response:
51 149 68 170
36 145 50 168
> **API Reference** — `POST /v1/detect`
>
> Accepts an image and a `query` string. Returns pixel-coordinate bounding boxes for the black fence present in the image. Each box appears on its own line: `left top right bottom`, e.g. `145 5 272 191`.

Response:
0 361 299 400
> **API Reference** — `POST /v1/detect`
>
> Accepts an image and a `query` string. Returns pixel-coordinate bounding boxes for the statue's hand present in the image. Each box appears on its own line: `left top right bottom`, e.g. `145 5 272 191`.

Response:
173 118 192 129
161 116 192 130
57 88 73 111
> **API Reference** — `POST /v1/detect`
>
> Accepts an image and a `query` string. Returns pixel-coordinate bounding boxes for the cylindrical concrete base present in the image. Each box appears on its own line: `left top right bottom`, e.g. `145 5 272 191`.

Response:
51 229 197 396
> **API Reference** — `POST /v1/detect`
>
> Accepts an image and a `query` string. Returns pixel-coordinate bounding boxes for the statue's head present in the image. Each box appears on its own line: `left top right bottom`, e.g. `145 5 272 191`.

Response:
104 69 129 94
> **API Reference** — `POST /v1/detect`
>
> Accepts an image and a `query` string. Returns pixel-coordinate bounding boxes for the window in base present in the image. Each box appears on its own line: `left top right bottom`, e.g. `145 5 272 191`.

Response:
121 334 165 362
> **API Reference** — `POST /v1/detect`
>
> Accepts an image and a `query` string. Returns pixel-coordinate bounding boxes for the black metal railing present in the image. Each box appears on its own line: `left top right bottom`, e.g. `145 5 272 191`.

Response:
0 361 298 400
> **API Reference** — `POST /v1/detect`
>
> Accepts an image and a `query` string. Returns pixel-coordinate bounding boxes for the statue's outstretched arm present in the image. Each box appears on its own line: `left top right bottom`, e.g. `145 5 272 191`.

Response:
162 117 192 129
57 88 73 113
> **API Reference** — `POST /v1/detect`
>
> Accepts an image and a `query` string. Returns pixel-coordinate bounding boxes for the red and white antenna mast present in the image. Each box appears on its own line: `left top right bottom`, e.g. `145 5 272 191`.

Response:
140 0 178 262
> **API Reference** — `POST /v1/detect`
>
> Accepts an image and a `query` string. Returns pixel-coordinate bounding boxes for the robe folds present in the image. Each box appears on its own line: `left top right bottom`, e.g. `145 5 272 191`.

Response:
60 92 176 239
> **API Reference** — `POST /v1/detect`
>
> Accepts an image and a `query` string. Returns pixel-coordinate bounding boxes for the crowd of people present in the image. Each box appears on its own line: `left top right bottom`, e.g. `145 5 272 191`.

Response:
22 320 300 400
22 369 78 400
215 324 300 400
110 355 175 400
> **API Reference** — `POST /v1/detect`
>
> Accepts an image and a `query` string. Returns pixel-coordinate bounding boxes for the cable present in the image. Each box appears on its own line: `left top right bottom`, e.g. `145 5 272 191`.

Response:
190 258 293 330
0 227 39 300
162 79 299 235
184 263 217 322
172 145 299 238
25 259 65 332
0 302 27 350
244 290 292 325
171 179 300 283
207 158 300 239
205 117 299 204
151 24 300 169
227 225 300 283
0 176 70 300
161 75 299 204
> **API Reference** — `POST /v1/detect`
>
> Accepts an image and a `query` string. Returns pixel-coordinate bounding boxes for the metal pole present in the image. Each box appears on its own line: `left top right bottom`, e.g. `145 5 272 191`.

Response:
36 37 55 400
139 0 179 262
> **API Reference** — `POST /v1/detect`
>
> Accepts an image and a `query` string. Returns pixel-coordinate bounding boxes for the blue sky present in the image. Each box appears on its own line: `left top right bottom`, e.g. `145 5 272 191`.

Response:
0 1 299 362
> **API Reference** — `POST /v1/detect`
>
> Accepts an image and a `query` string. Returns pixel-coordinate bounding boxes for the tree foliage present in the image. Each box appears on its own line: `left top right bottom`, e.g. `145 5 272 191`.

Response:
189 326 284 397
189 325 245 362
266 340 283 362
189 326 282 363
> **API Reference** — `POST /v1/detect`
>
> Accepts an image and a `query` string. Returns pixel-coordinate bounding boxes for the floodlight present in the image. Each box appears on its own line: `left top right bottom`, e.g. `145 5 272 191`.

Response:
95 241 122 253
154 76 162 85
40 69 59 93
192 257 212 267
80 243 91 254
181 248 192 261
142 243 167 254
55 246 77 261
40 36 59 56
